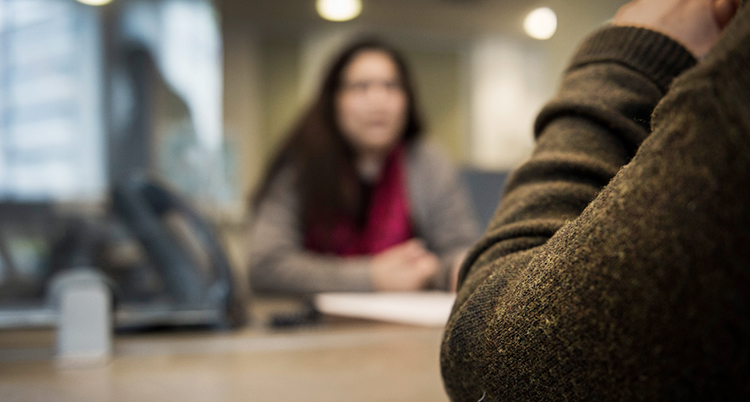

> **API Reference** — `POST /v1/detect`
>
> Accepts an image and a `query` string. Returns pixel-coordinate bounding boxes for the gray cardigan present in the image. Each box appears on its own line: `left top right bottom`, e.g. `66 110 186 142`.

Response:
248 140 480 294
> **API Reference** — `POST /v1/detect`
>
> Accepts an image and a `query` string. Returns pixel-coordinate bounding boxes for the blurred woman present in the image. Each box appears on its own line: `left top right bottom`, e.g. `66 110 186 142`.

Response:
248 38 479 294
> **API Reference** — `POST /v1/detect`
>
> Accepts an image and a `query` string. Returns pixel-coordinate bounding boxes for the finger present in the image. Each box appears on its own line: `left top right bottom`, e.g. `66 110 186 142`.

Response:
402 239 429 258
713 0 741 28
382 239 419 257
413 254 440 275
406 238 426 249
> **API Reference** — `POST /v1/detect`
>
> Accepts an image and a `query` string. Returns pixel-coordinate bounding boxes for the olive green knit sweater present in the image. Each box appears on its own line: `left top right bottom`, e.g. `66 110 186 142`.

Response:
441 5 750 401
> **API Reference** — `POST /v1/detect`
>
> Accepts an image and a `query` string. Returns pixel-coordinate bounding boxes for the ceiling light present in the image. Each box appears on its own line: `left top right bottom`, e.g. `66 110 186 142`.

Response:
524 7 557 40
77 0 114 5
316 0 362 22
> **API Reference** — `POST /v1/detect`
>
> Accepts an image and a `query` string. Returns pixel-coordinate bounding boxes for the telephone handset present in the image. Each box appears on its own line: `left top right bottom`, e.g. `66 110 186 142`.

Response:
112 175 244 327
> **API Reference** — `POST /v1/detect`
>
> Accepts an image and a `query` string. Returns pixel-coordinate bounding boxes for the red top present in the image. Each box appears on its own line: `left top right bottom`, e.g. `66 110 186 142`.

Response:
304 145 413 256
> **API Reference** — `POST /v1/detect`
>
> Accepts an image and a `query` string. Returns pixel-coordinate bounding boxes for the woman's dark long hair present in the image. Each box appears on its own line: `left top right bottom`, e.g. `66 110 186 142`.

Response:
252 38 424 231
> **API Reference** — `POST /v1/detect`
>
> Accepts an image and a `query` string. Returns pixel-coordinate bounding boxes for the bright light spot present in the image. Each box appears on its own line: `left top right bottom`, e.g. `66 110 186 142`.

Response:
316 0 362 22
77 0 114 5
524 7 557 40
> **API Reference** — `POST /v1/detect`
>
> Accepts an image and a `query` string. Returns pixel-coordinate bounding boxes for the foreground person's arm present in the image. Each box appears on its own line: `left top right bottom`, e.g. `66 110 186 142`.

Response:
441 2 749 401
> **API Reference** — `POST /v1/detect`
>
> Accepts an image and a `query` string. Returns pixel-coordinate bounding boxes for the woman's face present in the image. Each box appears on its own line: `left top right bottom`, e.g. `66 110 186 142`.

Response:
335 50 408 157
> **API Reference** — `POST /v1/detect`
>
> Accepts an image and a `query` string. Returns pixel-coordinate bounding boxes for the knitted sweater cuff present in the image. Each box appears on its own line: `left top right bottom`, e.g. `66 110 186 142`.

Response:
568 25 697 93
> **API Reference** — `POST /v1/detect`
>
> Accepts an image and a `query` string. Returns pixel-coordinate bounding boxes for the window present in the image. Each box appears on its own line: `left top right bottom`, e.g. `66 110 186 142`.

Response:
0 0 105 202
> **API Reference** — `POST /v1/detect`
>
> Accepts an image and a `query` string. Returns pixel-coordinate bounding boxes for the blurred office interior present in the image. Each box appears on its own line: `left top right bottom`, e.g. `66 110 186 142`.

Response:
222 0 627 276
0 0 628 401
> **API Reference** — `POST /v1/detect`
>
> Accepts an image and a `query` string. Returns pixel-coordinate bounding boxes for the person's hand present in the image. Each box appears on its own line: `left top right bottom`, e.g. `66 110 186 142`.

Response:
370 239 440 291
448 250 469 293
613 0 742 58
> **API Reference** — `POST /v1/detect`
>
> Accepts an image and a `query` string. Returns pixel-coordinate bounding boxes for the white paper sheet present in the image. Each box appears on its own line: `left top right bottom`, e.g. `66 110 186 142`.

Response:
313 292 457 327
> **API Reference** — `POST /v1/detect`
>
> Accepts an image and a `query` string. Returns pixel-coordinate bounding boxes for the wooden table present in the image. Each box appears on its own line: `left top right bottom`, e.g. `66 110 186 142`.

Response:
0 298 451 402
